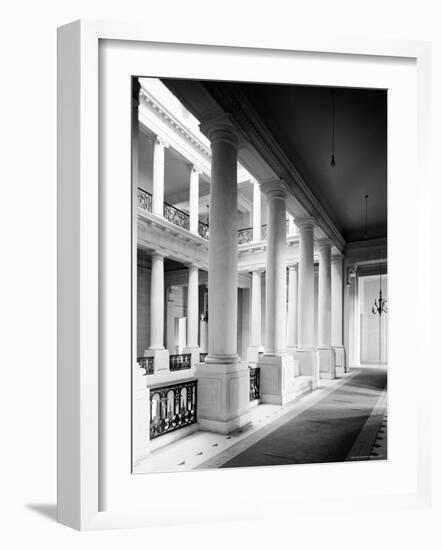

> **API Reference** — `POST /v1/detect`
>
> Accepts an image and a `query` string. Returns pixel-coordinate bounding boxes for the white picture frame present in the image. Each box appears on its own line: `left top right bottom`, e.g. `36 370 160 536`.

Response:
57 19 432 531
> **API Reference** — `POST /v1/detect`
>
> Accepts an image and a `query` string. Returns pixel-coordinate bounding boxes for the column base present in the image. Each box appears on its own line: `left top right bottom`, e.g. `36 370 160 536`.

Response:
183 346 200 367
144 348 169 372
318 347 336 379
195 361 250 434
333 346 346 373
247 345 265 363
258 354 298 405
292 348 320 389
287 346 300 376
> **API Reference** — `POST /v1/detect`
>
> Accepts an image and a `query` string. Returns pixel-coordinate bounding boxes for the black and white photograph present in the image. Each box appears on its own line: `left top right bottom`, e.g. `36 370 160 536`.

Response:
132 76 388 473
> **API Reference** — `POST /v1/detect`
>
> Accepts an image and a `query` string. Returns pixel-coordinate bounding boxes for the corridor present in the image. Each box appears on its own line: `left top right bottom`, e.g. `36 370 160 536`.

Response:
218 367 387 468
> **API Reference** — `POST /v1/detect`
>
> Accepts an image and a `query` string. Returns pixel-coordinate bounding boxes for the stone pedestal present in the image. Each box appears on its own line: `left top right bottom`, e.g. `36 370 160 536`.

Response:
183 346 200 367
293 349 320 389
318 347 336 379
258 354 298 405
144 348 169 372
247 345 265 363
334 346 346 372
195 361 250 434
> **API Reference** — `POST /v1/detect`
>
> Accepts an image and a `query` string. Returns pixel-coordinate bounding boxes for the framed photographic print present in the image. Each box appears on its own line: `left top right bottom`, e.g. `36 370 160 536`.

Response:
57 19 432 530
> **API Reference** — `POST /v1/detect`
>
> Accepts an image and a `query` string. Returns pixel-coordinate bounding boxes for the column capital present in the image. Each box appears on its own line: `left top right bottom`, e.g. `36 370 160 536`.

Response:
188 163 203 175
200 114 239 148
287 263 299 271
316 238 332 251
249 266 265 274
148 133 169 149
151 250 167 260
295 216 316 232
185 262 199 271
260 178 286 201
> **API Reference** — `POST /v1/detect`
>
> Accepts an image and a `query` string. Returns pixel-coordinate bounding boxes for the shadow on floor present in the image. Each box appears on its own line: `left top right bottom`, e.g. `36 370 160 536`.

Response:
26 503 57 522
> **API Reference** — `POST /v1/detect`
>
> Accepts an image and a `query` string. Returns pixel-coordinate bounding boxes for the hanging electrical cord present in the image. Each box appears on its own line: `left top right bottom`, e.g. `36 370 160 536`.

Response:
330 89 336 167
364 194 368 239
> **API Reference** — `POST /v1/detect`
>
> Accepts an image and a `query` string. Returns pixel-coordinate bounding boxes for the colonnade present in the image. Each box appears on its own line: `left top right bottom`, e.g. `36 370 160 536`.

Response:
142 118 346 433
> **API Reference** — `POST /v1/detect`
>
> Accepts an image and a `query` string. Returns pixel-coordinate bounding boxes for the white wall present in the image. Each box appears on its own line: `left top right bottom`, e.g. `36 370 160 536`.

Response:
359 275 388 364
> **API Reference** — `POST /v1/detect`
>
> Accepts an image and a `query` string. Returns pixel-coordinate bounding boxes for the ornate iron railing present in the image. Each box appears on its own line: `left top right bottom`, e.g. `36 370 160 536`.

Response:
163 202 190 230
169 353 192 371
137 188 152 212
237 224 269 244
238 227 253 244
137 356 154 375
199 352 208 362
149 379 198 439
198 221 209 240
249 366 260 401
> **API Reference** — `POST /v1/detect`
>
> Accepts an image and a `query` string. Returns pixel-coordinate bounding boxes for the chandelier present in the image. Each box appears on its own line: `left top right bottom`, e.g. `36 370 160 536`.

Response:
372 264 388 316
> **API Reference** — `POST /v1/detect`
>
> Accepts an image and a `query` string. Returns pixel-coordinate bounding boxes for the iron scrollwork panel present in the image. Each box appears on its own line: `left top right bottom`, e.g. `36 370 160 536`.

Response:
149 380 198 439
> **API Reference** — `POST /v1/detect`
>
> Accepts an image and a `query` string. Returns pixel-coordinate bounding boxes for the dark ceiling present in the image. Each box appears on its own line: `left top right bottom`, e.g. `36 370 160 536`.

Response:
204 81 387 243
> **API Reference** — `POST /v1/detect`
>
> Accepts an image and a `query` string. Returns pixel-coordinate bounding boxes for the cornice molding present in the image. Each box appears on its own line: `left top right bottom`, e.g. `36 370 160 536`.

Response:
139 86 211 159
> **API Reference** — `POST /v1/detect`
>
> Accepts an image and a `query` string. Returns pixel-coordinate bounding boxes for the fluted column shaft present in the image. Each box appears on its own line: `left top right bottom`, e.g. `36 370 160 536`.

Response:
250 270 263 346
297 218 315 348
189 166 200 233
252 180 262 241
264 186 287 355
206 125 239 363
187 264 199 348
152 137 167 216
149 252 165 349
318 242 332 347
287 264 298 347
331 256 344 347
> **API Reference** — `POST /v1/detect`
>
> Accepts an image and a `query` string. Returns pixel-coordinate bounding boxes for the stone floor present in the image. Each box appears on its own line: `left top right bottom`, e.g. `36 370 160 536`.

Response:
133 367 387 474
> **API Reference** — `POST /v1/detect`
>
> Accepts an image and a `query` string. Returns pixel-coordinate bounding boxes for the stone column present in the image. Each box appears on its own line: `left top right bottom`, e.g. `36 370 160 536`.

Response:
144 252 169 371
317 241 336 379
331 255 346 371
287 213 298 236
293 217 319 386
189 166 200 234
247 269 264 362
258 182 297 405
252 180 262 242
287 263 298 350
151 136 168 216
195 117 250 433
183 263 200 366
199 284 208 354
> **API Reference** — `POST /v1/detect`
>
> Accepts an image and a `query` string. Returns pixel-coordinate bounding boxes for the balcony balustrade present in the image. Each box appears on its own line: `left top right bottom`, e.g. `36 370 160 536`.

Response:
199 352 208 362
137 188 152 212
238 227 253 245
169 353 192 371
149 379 198 439
163 202 190 230
137 356 154 375
248 366 260 401
198 221 209 240
137 189 292 245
